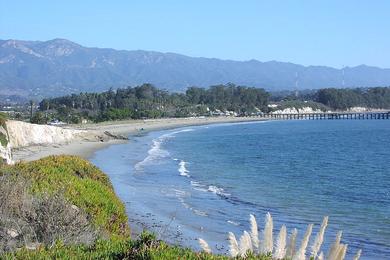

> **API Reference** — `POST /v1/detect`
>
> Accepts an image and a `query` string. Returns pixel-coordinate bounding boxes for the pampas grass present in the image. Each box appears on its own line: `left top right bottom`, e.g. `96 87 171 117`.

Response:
293 223 313 260
328 231 342 260
353 249 362 260
336 244 348 260
249 214 260 252
286 228 298 258
228 232 239 257
198 213 361 260
311 216 329 258
274 225 287 259
198 238 211 254
239 230 252 257
261 212 273 253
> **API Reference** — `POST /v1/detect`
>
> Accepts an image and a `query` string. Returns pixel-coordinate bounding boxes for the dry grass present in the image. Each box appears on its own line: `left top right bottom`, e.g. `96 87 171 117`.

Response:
0 174 97 253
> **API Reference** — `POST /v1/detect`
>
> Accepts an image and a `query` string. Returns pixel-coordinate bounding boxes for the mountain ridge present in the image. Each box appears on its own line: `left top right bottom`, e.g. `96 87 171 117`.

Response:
1 38 390 97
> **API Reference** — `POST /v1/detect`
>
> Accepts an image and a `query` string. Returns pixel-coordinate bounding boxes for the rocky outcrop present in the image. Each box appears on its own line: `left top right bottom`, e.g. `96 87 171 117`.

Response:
103 131 129 140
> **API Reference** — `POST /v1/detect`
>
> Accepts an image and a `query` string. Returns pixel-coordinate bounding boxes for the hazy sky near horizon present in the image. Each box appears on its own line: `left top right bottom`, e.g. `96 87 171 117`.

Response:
1 0 390 68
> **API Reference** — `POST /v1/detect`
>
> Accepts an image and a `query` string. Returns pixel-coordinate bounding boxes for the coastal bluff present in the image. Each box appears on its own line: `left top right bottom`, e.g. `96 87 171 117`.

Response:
6 120 86 148
0 120 116 164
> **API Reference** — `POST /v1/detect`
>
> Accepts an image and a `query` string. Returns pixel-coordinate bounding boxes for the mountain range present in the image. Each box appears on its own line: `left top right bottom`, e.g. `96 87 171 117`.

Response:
1 38 390 97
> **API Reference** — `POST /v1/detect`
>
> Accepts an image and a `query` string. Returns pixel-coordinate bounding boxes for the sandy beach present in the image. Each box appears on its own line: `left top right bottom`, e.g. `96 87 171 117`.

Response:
12 116 267 162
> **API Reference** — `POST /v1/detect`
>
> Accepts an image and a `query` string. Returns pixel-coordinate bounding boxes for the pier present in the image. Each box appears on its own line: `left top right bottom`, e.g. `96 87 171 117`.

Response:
259 111 390 120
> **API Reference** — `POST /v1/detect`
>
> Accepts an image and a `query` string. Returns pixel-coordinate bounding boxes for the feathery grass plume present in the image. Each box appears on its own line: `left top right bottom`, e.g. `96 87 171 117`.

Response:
327 231 342 260
239 231 253 257
274 225 287 259
311 216 329 258
286 228 298 258
318 251 325 260
261 212 273 253
228 232 239 257
198 238 211 254
249 214 260 252
292 223 313 260
335 244 348 260
352 249 362 260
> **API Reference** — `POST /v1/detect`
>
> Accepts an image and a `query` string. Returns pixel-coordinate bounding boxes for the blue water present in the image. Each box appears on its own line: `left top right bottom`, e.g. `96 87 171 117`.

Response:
91 120 390 259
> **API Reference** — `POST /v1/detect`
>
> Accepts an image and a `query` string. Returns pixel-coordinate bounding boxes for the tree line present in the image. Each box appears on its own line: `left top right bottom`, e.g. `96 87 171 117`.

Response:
37 84 269 123
35 85 390 124
316 87 390 110
270 87 390 111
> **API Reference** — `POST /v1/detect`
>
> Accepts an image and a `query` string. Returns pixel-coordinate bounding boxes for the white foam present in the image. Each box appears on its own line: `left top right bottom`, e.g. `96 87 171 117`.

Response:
172 188 188 197
227 220 240 226
191 181 230 196
193 209 208 217
135 128 194 171
176 190 208 217
208 185 231 196
178 160 190 177
190 181 208 192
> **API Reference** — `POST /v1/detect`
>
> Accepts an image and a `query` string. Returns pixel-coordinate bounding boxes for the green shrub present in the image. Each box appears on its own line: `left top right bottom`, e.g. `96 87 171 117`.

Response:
3 156 130 239
0 132 7 147
1 233 274 259
1 238 132 260
0 112 7 128
30 112 47 124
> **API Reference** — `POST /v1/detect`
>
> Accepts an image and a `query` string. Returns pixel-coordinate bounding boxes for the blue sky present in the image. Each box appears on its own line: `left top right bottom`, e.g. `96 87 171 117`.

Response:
1 0 389 68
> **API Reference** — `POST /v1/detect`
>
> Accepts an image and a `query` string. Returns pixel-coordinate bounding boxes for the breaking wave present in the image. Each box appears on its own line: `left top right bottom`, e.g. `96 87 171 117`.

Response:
178 160 190 177
190 181 230 197
207 185 231 197
134 128 194 171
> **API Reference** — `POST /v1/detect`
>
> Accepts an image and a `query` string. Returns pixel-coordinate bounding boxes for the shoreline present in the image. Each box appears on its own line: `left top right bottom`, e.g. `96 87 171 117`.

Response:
89 119 390 259
12 116 267 162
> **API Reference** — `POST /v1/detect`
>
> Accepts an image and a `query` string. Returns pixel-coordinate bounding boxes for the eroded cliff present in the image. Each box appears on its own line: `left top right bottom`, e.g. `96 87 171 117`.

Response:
0 120 88 164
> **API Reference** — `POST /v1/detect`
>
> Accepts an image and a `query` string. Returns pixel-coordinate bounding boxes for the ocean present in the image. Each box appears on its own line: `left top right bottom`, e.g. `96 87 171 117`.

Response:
90 120 390 259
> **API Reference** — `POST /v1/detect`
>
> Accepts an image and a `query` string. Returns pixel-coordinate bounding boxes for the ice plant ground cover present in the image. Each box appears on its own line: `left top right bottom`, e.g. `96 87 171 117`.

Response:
199 213 362 260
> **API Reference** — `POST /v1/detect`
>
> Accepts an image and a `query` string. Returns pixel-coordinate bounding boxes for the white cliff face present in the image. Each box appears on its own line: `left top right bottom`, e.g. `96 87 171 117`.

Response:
347 107 368 112
6 120 86 148
0 120 107 164
0 124 13 164
271 107 325 114
0 143 13 164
